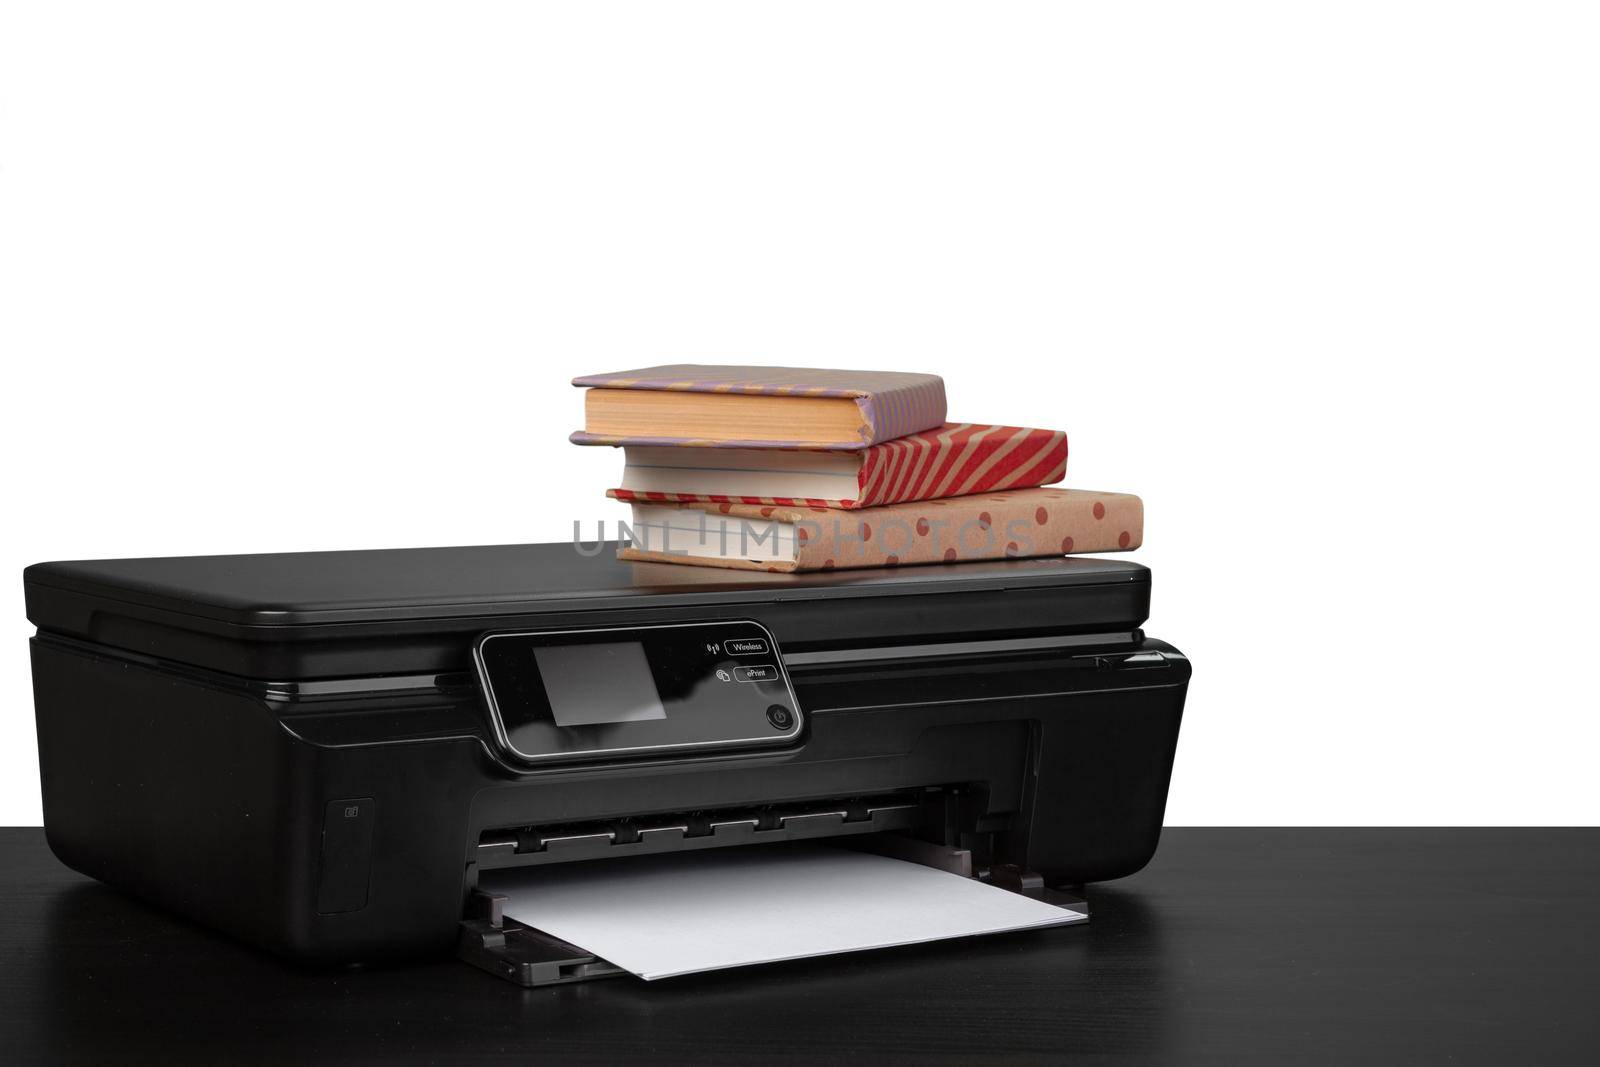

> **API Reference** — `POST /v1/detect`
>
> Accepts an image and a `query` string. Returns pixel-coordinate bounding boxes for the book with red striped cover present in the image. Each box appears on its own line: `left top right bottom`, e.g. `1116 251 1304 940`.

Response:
617 488 1142 572
606 423 1067 510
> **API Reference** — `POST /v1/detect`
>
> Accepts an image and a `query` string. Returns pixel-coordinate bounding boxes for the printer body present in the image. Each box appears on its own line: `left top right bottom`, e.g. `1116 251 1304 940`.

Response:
25 543 1189 983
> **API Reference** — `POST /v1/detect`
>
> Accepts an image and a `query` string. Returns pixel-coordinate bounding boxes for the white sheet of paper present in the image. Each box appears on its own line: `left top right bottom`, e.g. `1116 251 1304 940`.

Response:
486 844 1084 980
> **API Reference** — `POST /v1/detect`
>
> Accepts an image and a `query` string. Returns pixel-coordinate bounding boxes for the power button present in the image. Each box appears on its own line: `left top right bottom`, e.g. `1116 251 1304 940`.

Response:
766 704 794 730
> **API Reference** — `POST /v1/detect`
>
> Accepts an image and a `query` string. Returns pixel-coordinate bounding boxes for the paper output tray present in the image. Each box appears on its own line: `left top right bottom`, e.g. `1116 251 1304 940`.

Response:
459 891 627 986
458 836 1089 987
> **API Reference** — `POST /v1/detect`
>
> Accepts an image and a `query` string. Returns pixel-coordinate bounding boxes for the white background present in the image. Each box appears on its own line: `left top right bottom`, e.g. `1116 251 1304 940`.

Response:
2 2 1596 826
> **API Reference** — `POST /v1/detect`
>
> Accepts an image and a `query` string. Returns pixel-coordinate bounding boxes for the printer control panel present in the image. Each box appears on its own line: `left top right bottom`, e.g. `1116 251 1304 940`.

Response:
473 620 801 764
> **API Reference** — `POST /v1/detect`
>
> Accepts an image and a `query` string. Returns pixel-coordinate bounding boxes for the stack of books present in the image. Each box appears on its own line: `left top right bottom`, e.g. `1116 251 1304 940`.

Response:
571 365 1142 572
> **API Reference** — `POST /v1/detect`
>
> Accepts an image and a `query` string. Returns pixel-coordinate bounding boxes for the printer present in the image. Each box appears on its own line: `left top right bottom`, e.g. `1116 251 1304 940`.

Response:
25 542 1190 985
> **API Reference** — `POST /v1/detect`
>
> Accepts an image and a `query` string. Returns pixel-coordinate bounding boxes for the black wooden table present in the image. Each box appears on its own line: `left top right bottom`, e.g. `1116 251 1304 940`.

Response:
3 828 1595 1064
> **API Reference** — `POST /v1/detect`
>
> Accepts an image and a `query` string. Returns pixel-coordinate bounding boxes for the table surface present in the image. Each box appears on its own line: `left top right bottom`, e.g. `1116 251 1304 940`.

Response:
3 828 1596 1064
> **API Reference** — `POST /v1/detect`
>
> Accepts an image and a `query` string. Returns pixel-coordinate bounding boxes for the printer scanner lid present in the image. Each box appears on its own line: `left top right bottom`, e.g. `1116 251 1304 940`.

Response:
25 543 1152 679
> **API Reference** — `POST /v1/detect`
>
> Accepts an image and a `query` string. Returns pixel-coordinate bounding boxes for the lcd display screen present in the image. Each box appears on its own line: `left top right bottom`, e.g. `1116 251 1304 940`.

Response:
532 641 668 727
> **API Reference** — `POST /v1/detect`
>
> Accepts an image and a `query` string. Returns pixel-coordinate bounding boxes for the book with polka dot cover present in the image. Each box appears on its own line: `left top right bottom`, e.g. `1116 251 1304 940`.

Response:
617 487 1142 573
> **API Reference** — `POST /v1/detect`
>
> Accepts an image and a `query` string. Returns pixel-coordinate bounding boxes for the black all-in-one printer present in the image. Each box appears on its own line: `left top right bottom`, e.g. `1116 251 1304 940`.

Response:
25 542 1190 985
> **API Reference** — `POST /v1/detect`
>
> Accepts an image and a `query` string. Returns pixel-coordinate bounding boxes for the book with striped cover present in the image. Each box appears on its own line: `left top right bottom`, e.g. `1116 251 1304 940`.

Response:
569 365 947 449
606 423 1068 510
617 488 1143 572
